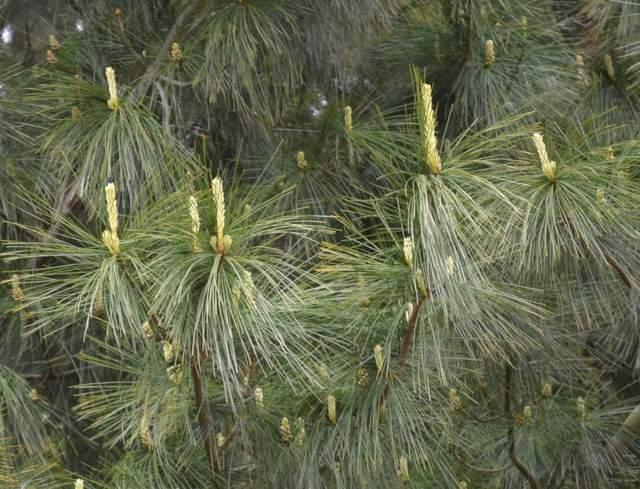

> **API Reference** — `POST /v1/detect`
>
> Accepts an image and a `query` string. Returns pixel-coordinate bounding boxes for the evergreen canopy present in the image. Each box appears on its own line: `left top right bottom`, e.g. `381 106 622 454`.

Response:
1 1 640 488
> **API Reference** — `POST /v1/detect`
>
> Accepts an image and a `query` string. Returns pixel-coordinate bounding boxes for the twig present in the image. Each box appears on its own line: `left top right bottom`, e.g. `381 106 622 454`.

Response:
505 363 541 489
130 4 198 103
191 354 220 478
154 81 172 137
377 294 427 415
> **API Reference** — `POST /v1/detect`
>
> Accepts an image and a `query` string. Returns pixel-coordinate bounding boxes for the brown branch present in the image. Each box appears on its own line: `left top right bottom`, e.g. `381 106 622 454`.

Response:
129 4 198 103
121 263 219 478
604 253 634 290
153 81 172 137
376 294 427 416
505 363 541 489
191 355 220 478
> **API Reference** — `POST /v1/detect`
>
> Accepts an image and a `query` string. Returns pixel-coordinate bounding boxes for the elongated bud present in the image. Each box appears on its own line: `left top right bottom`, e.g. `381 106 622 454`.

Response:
75 479 84 489
170 42 183 62
105 66 119 110
397 456 410 481
139 413 152 448
405 302 414 323
449 388 463 412
243 270 256 306
356 368 369 386
541 382 552 399
327 394 337 424
255 387 264 409
102 183 120 255
49 35 60 51
532 132 556 182
319 364 330 384
217 432 226 448
30 389 39 401
415 269 428 297
46 50 58 64
577 396 586 421
484 39 495 67
576 54 590 86
142 321 154 339
210 177 231 254
447 256 454 276
403 237 414 268
105 183 118 234
296 151 308 171
189 195 202 253
420 83 441 174
280 417 292 442
167 365 182 385
294 417 305 445
344 105 352 134
374 344 384 372
604 54 615 81
606 146 615 162
162 340 174 363
11 274 25 301
523 405 532 419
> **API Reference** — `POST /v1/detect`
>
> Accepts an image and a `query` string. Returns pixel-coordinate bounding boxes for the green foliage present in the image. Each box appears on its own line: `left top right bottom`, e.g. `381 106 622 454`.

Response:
1 1 640 488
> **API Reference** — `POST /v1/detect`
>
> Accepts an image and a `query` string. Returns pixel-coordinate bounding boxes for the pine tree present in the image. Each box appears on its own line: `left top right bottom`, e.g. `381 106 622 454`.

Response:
1 1 640 488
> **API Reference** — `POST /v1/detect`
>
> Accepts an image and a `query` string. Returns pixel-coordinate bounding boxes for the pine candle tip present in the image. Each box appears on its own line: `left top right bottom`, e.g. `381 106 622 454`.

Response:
420 82 441 174
46 49 58 64
577 396 586 420
210 177 231 254
102 183 120 255
403 237 414 268
49 35 60 50
242 270 256 305
189 195 202 253
327 394 337 424
296 151 308 170
162 340 174 363
105 66 119 110
280 417 292 442
11 274 25 301
532 132 557 182
171 42 183 62
142 321 154 339
604 54 615 81
374 344 384 372
397 456 410 481
485 39 495 67
344 105 352 134
405 302 414 323
255 386 264 409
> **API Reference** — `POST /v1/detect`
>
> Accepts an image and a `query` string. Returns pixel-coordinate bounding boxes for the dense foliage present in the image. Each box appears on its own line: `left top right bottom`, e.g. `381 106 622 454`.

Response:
2 1 640 487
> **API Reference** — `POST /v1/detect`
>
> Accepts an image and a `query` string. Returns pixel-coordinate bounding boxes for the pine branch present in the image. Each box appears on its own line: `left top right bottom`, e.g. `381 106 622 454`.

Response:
120 261 221 480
